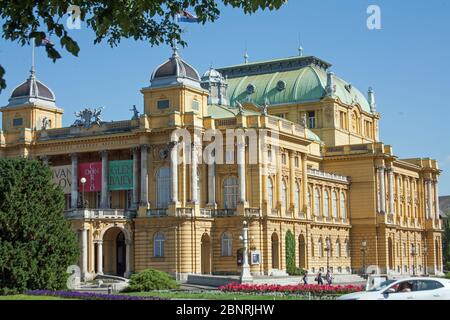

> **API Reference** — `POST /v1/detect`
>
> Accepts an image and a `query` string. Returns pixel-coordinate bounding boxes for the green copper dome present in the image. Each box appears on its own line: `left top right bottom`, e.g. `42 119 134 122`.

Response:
218 56 372 114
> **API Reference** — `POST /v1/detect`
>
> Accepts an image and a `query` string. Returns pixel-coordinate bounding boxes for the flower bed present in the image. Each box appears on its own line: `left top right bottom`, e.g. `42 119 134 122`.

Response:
25 290 167 300
219 283 364 296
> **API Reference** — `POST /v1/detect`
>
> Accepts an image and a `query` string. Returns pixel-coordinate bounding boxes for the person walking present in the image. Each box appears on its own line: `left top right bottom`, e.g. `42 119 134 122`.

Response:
325 270 334 285
302 272 308 285
316 271 324 285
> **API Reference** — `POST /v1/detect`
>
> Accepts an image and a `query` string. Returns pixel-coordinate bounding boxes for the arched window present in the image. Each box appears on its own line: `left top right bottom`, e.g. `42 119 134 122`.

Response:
295 182 300 212
351 110 360 134
314 188 321 217
307 187 312 214
336 239 341 257
318 238 324 257
156 167 171 208
340 192 347 219
224 176 238 209
324 190 330 217
221 232 233 257
154 232 165 257
281 180 288 209
332 191 338 218
268 177 274 209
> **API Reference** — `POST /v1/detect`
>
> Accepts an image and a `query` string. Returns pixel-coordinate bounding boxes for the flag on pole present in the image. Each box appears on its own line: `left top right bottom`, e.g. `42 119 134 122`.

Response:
35 37 54 47
177 10 198 23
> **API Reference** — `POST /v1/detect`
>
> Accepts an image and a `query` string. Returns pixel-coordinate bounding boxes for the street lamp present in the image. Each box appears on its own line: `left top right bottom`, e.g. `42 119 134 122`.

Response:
239 220 253 283
80 177 87 208
324 237 331 272
411 244 417 276
360 239 368 277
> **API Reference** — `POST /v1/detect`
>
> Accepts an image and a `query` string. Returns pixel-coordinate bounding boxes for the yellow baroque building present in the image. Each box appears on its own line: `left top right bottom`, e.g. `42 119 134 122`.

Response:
0 49 444 281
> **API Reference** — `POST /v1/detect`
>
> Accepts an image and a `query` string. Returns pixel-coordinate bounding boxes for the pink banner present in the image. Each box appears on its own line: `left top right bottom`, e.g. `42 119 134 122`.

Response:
78 162 102 192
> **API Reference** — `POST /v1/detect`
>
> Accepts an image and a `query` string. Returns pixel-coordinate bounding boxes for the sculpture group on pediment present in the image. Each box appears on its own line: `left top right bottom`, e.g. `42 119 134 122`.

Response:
72 107 104 129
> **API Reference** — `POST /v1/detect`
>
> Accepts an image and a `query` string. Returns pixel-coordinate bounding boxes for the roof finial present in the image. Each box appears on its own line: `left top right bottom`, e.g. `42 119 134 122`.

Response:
244 51 249 64
171 40 180 58
368 87 377 113
298 32 304 57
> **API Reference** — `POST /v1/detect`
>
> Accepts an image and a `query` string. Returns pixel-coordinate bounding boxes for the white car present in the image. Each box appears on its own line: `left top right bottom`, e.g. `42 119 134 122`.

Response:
338 277 450 300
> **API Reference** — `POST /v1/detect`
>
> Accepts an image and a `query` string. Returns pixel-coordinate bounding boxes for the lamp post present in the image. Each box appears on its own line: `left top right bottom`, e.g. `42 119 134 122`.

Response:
411 244 417 276
239 220 253 283
360 239 368 277
423 244 428 276
80 177 86 209
325 237 331 272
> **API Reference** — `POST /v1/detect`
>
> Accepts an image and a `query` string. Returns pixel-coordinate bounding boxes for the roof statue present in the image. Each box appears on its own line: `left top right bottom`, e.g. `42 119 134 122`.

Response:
72 107 104 129
130 105 140 120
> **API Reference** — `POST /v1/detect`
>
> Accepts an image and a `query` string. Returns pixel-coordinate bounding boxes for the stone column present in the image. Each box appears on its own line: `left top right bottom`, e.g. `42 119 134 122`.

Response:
125 239 132 278
426 180 433 220
434 179 440 220
80 227 88 280
207 163 216 206
191 143 199 204
100 151 108 208
301 153 308 215
71 154 78 209
289 151 296 214
96 240 103 275
388 167 395 215
140 145 149 207
237 138 246 204
132 147 140 208
377 166 386 214
170 142 179 204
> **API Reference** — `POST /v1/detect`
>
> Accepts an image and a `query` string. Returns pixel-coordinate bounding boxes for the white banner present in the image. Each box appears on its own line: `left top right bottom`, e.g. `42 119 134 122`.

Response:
52 165 72 194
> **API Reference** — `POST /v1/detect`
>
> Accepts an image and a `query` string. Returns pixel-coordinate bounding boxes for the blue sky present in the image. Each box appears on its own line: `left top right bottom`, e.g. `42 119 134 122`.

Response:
1 0 449 195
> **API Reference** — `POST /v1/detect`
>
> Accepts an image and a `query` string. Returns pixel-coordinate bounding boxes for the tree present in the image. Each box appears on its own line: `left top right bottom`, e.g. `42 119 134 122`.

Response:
285 230 296 275
443 214 450 270
0 0 287 92
0 158 79 295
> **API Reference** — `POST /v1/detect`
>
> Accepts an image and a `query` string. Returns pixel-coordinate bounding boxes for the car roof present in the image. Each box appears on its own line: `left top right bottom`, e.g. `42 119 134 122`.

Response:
391 277 450 285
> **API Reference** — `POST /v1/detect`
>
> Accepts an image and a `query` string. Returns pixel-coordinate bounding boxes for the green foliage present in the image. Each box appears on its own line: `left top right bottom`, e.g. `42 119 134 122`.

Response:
126 269 179 292
0 158 79 295
285 230 296 275
0 0 287 93
443 217 450 267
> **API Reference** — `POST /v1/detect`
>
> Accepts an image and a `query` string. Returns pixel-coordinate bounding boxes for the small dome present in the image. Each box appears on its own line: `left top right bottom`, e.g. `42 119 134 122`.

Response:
10 72 55 102
150 48 201 87
201 67 224 83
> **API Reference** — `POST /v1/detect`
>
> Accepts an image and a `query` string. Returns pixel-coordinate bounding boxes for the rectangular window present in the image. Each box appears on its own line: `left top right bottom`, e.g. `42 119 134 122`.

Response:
281 154 287 165
308 111 316 129
192 100 200 111
157 99 170 109
13 118 23 127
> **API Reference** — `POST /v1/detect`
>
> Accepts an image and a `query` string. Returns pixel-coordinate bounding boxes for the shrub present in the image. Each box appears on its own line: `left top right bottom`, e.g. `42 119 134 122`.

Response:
445 273 450 280
285 230 296 275
444 262 450 272
0 158 79 295
126 269 179 292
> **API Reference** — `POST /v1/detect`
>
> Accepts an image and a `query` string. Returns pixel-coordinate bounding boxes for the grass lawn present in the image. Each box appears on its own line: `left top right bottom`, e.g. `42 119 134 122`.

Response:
0 294 75 300
124 291 321 300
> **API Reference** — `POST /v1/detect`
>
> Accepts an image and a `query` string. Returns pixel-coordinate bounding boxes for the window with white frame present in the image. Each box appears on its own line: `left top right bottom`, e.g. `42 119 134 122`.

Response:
281 180 288 209
324 190 330 217
332 191 338 218
154 232 165 257
224 176 238 209
156 167 171 208
308 111 316 129
268 177 274 209
295 182 300 212
340 192 347 219
221 232 233 257
314 188 321 217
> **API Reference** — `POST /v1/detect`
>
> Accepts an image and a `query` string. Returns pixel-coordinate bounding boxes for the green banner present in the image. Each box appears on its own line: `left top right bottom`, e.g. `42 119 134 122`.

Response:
108 160 133 191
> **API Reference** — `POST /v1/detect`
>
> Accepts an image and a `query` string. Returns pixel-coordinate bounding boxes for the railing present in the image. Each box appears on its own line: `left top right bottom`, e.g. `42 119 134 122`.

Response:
307 169 350 183
298 212 307 219
147 209 168 217
271 208 280 216
176 208 193 217
214 209 236 217
215 118 237 127
245 208 262 218
64 209 136 219
200 209 214 218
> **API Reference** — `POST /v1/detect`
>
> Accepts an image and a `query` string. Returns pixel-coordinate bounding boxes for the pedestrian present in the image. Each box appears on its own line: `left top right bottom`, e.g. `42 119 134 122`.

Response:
325 270 334 285
315 271 323 285
302 272 308 285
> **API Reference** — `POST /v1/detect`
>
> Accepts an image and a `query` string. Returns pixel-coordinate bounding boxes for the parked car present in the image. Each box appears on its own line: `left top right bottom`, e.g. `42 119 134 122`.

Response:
338 277 450 300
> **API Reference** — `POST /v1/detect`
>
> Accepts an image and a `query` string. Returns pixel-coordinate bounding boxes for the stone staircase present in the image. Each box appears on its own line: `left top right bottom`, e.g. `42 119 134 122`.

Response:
76 274 130 293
